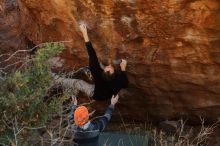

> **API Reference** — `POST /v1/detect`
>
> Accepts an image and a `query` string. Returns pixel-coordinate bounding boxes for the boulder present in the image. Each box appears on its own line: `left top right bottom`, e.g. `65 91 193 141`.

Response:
1 0 220 122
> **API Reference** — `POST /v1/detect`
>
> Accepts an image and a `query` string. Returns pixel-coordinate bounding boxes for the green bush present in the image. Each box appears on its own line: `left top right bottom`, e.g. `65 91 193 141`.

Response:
0 43 64 145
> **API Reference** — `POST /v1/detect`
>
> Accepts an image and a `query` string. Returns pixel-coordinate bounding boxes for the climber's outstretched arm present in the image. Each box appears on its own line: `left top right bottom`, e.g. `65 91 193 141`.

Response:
79 24 102 78
80 24 90 43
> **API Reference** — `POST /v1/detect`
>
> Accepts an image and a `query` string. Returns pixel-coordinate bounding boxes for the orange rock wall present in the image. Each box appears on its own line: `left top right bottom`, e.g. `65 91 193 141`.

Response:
0 0 25 55
2 0 220 121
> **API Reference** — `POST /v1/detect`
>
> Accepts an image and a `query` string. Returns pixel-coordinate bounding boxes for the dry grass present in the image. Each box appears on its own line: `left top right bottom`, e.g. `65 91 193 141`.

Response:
150 118 220 146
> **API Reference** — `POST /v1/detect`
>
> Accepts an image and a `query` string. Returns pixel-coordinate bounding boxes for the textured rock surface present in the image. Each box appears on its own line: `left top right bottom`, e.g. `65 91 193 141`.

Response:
0 0 26 62
0 0 33 72
1 0 220 121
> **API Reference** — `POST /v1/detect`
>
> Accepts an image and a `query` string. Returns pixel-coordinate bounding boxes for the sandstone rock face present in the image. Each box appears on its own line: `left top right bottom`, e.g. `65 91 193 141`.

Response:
0 0 26 63
2 0 220 121
0 0 33 73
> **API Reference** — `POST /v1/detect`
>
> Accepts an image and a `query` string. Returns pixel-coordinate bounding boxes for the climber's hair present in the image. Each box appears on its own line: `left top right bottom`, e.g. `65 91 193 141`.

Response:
101 58 121 81
102 71 114 81
103 59 121 71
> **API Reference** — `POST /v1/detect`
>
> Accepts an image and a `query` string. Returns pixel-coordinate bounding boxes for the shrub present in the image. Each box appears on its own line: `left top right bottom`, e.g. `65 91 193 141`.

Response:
0 43 64 145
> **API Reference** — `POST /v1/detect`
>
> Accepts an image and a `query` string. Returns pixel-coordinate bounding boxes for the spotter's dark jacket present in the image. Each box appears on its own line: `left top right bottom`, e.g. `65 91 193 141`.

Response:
69 104 114 146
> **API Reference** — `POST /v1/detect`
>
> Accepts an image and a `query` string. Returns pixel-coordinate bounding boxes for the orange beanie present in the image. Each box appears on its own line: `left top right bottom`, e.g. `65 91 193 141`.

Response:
74 106 89 126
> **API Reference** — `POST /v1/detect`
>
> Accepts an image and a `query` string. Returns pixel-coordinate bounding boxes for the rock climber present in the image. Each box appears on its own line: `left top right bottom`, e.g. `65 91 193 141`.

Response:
55 24 128 100
69 94 119 146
